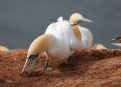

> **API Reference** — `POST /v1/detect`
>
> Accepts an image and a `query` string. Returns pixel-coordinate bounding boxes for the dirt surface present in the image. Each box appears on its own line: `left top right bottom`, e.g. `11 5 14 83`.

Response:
0 49 121 87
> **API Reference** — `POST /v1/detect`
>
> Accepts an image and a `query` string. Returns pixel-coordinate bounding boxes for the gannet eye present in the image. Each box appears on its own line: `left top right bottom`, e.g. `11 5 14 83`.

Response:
77 20 82 24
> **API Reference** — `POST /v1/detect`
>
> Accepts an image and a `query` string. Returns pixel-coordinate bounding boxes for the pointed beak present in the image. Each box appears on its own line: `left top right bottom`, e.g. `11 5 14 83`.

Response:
78 17 93 24
110 37 121 43
21 54 39 75
111 38 116 43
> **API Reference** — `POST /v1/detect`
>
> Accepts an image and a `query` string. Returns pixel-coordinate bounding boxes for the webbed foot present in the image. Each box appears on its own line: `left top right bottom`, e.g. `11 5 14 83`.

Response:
39 65 53 70
36 58 53 70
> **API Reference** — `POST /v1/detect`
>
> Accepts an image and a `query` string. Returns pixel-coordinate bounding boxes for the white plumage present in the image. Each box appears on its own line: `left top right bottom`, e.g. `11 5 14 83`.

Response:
78 26 93 48
44 17 77 65
22 17 78 74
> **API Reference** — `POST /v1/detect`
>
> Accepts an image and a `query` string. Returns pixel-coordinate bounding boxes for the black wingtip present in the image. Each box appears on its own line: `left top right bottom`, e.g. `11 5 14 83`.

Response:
51 19 57 22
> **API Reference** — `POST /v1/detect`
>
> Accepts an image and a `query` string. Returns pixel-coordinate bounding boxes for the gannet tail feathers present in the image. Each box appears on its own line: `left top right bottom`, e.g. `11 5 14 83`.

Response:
58 16 63 22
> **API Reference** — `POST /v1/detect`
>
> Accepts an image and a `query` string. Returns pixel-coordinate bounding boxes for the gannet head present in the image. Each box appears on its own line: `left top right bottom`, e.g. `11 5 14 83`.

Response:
111 35 121 47
92 44 107 49
69 13 93 25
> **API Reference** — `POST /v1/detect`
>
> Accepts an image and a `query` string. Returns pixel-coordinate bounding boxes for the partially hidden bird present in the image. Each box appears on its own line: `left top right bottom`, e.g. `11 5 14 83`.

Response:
111 33 121 47
92 43 107 49
21 17 78 74
0 45 9 51
69 13 93 48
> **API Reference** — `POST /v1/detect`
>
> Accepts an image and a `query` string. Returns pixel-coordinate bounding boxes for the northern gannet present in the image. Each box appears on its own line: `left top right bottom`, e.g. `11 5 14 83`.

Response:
69 13 93 48
22 17 78 74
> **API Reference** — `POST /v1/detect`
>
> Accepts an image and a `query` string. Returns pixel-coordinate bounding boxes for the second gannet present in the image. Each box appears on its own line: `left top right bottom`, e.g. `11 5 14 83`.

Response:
69 13 93 48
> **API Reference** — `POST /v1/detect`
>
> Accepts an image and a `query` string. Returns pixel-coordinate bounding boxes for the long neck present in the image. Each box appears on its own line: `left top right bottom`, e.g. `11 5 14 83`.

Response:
71 25 81 40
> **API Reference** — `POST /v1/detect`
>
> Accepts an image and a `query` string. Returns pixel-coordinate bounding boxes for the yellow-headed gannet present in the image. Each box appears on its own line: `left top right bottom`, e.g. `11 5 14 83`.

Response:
69 13 93 48
22 17 78 74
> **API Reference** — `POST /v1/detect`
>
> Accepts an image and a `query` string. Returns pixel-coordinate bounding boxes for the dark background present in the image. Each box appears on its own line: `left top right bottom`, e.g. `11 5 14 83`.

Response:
0 0 121 49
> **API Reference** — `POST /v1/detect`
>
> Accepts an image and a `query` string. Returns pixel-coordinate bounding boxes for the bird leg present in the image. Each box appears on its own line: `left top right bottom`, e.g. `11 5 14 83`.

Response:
39 58 53 70
65 56 76 70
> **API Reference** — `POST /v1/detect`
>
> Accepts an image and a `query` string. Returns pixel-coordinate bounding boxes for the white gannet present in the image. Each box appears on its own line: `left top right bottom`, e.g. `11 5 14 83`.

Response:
69 13 93 48
21 17 78 74
111 33 121 47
